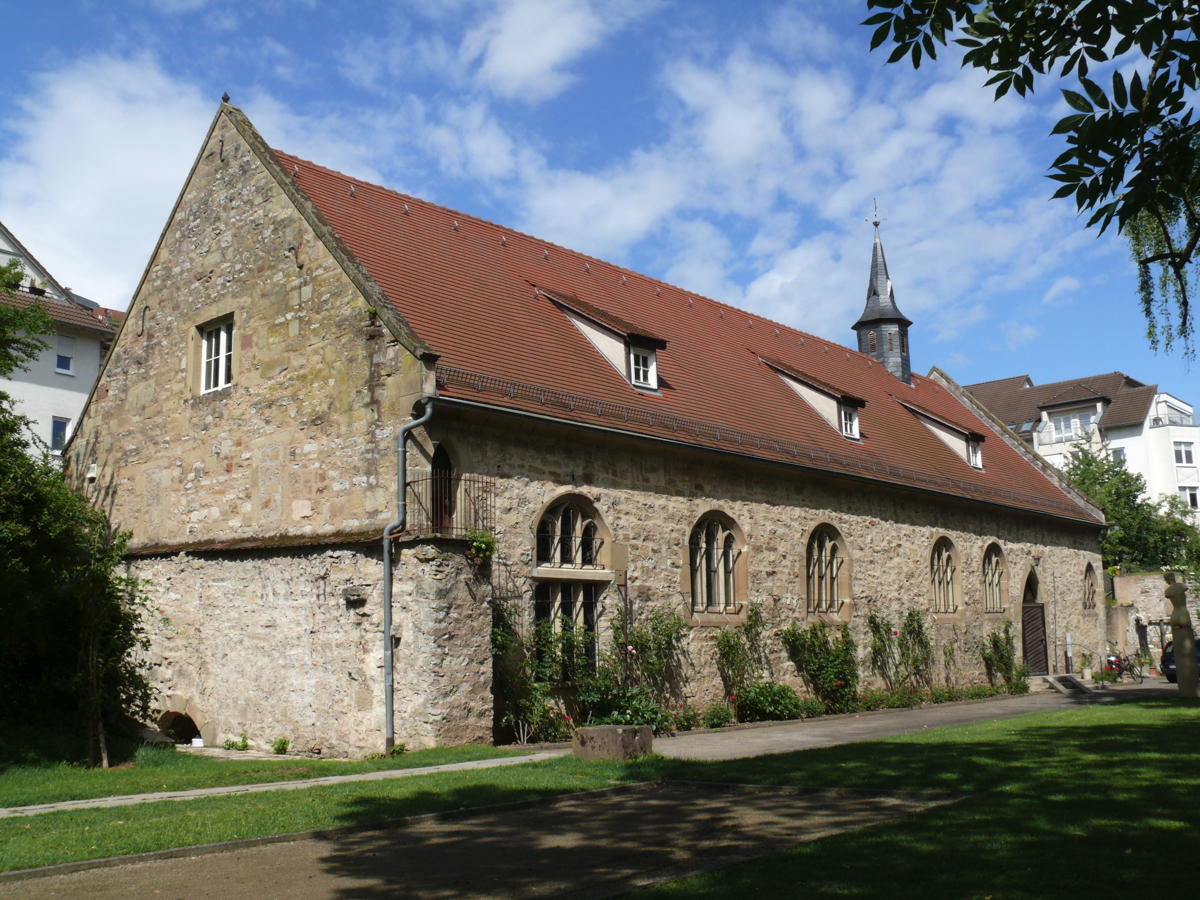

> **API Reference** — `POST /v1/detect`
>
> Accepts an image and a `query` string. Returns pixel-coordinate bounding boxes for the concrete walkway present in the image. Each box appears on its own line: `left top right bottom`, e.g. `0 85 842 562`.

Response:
0 752 566 819
2 685 1143 820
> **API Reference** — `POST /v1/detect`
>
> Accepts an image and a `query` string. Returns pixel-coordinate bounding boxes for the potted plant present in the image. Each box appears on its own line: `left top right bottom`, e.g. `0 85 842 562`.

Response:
465 528 496 565
1079 650 1094 682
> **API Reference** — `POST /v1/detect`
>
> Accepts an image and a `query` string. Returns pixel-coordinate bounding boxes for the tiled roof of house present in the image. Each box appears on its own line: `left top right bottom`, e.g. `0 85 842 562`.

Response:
271 147 1101 524
0 290 117 334
964 372 1153 432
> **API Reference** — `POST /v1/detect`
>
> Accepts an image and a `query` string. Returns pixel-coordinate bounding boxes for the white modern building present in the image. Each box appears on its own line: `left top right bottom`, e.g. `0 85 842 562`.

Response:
1 220 116 452
966 372 1198 513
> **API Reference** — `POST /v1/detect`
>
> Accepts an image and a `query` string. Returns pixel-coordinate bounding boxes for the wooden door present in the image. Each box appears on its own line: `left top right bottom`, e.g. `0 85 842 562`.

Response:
1022 603 1048 675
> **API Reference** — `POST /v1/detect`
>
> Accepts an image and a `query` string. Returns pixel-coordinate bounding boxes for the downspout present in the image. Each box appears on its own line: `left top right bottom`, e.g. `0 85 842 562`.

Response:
382 397 433 751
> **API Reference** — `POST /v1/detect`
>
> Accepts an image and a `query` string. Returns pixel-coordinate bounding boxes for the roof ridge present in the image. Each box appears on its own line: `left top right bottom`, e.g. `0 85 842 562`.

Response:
275 148 876 362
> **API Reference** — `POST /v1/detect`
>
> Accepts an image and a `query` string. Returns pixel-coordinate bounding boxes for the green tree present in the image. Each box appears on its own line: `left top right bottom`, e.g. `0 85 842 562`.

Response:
1064 440 1200 569
0 268 152 766
865 1 1200 357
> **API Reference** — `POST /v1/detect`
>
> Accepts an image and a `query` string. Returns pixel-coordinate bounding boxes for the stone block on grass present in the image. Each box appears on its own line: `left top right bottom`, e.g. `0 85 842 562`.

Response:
572 725 653 760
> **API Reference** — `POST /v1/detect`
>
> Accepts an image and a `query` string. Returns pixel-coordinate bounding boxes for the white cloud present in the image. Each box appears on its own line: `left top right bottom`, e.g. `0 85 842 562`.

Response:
0 54 213 308
1001 321 1040 350
1043 275 1081 304
460 0 649 101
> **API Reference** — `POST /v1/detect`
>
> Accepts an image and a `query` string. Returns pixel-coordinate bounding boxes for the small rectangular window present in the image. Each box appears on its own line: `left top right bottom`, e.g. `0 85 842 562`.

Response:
1111 446 1126 462
887 332 894 351
1175 442 1195 465
202 320 234 393
841 406 859 439
55 335 75 374
1180 486 1198 509
968 440 983 469
51 417 69 452
629 346 656 389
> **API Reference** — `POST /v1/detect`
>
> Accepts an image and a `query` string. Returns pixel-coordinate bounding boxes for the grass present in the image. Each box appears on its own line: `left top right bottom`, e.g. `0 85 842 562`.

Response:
1 695 1198 887
0 744 521 808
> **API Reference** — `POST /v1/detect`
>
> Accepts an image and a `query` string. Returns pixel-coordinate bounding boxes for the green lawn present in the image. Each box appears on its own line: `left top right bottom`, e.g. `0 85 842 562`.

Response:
2 695 1198 889
0 744 521 808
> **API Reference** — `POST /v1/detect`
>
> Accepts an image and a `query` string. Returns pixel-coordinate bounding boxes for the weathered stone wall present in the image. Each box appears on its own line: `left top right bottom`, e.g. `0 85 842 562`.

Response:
418 406 1104 705
1111 572 1200 659
67 109 422 553
133 540 491 755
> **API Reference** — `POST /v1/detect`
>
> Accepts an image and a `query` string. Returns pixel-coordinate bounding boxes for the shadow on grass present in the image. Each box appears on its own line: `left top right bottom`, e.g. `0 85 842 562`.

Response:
312 698 1200 899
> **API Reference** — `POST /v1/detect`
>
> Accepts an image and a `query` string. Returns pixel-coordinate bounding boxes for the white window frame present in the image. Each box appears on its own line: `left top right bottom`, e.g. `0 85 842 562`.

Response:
1110 446 1126 462
841 406 860 440
1175 442 1195 465
629 346 657 390
1180 486 1199 509
1052 414 1074 443
202 320 234 393
968 439 983 469
50 416 70 453
55 335 75 375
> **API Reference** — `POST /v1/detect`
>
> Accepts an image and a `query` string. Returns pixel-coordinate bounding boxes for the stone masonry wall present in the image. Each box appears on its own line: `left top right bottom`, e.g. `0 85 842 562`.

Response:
133 540 491 755
420 406 1104 706
67 109 421 553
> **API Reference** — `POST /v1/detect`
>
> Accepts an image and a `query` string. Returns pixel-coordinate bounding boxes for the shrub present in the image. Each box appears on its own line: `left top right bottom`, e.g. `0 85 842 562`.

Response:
714 603 768 717
858 685 925 710
271 737 289 755
866 612 899 689
465 528 496 563
736 681 803 722
222 733 249 751
1007 662 1032 694
929 684 965 704
780 620 859 713
796 697 825 719
701 703 735 728
897 610 934 689
389 742 407 757
963 684 1003 700
981 622 1020 690
672 705 701 732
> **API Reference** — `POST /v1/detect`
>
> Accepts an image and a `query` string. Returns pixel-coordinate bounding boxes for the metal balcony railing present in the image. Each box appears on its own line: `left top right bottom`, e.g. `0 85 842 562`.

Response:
403 473 495 539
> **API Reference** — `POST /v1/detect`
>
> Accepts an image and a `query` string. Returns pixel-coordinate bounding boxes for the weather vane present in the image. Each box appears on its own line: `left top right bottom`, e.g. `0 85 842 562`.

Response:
866 198 886 229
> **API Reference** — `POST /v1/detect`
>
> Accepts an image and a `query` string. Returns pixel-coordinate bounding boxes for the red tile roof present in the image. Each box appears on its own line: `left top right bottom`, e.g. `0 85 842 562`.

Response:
274 149 1101 525
0 290 117 334
965 372 1154 431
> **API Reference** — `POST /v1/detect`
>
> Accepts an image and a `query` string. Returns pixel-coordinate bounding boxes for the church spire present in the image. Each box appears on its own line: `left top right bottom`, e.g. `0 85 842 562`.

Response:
853 210 912 384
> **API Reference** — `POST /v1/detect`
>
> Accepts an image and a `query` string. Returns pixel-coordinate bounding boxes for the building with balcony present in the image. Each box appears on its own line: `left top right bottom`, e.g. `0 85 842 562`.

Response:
965 372 1198 513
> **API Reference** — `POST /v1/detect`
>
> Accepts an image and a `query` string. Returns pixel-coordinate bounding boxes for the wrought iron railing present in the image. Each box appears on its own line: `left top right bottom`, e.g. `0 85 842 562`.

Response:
402 473 495 539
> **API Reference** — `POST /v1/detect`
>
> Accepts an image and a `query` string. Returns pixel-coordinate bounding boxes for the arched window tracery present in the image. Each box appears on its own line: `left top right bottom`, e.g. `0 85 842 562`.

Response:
689 514 742 612
931 537 959 614
806 525 850 614
982 543 1007 614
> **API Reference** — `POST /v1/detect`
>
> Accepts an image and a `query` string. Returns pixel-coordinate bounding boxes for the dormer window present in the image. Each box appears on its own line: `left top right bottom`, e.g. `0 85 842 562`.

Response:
969 439 983 469
630 346 657 389
841 406 859 439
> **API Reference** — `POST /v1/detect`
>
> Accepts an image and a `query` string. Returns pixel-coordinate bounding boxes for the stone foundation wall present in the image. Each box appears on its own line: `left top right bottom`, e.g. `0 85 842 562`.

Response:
133 540 491 756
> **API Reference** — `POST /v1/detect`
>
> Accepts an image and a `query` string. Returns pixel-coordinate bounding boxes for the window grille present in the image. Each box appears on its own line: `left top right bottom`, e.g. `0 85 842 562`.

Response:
689 515 740 612
535 498 604 568
807 526 847 614
931 538 957 613
1083 565 1097 609
982 544 1005 613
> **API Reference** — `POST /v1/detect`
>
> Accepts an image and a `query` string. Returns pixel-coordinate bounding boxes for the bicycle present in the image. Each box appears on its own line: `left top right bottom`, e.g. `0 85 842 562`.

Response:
1104 646 1145 684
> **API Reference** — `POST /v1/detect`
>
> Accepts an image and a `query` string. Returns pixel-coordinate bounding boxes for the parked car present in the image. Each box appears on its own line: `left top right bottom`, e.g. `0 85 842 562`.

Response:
1160 641 1200 683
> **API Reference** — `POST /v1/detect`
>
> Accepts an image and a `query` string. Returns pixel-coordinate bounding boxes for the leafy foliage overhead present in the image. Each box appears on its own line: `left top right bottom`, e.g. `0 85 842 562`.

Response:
865 1 1200 356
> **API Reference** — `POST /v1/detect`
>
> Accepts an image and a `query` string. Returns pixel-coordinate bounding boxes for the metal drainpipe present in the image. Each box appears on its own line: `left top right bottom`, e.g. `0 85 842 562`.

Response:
382 397 433 751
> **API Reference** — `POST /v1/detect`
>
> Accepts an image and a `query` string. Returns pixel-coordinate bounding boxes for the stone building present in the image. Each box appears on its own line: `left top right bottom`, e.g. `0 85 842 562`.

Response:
66 103 1105 756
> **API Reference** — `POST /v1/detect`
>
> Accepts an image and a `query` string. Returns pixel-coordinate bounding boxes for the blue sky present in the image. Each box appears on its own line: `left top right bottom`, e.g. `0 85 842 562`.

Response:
1 0 1194 398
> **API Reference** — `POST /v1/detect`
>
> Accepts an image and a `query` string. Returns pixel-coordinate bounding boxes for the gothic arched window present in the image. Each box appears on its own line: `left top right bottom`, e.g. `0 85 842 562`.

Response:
806 524 850 614
536 498 603 569
982 543 1006 614
689 514 742 612
931 537 959 614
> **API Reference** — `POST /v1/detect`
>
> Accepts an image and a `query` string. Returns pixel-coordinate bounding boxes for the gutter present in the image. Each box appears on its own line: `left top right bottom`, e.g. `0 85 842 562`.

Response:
381 397 433 752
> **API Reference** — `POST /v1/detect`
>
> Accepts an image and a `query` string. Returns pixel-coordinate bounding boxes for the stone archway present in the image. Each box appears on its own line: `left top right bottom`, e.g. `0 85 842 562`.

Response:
1021 570 1048 675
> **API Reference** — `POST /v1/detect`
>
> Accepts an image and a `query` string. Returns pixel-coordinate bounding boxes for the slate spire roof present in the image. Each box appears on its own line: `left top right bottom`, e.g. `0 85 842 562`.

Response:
854 223 912 329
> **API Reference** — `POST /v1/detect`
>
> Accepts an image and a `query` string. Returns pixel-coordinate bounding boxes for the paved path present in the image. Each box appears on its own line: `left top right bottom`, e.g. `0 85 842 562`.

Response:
656 689 1102 760
0 752 566 819
2 685 1136 819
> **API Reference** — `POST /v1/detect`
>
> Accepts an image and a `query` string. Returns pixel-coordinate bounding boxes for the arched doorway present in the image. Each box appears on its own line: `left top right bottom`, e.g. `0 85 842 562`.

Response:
1022 569 1048 675
431 444 457 534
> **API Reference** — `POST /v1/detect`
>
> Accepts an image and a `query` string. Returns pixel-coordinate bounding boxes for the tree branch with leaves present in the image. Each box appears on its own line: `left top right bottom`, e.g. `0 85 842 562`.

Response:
866 0 1200 357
